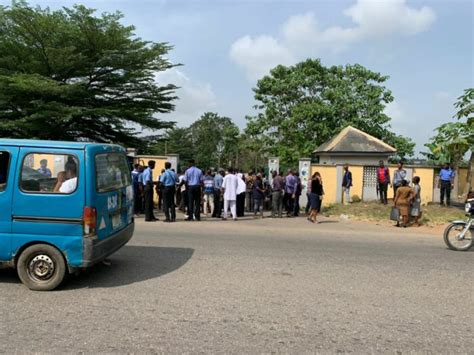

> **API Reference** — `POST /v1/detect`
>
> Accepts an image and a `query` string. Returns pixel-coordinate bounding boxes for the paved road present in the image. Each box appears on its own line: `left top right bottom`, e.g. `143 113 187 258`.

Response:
1 215 473 353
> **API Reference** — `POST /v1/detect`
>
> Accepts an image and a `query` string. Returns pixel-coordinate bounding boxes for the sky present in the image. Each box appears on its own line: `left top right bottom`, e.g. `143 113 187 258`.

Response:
2 0 473 156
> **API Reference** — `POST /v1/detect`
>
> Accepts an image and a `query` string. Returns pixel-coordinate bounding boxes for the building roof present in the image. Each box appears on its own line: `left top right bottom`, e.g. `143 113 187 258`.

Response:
313 126 397 155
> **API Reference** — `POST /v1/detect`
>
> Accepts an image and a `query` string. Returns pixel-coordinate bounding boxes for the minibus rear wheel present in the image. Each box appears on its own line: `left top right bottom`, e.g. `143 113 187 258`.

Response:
17 244 66 291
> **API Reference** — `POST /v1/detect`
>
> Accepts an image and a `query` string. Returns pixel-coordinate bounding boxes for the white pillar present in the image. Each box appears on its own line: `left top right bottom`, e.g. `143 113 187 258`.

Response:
299 158 311 208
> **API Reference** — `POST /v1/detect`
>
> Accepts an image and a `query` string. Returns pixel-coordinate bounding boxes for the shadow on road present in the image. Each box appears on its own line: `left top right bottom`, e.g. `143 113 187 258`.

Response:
64 246 194 289
0 246 194 290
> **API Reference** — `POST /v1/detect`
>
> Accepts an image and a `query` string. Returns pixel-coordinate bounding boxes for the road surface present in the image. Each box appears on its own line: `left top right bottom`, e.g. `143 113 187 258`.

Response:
1 215 473 353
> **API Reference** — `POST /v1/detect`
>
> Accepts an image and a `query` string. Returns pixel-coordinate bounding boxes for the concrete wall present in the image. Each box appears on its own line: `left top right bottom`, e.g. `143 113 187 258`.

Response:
310 165 338 206
412 167 434 206
308 164 470 206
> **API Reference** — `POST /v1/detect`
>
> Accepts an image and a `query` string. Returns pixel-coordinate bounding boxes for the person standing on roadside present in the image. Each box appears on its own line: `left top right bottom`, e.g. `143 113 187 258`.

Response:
411 176 422 227
160 162 178 222
439 163 455 206
393 161 407 197
156 169 165 212
212 169 225 218
394 179 414 228
285 169 297 217
143 160 157 222
253 174 265 218
245 170 255 212
342 164 353 205
294 172 302 216
183 159 203 221
203 170 215 217
132 164 144 216
309 172 324 224
376 160 391 205
305 173 312 215
271 170 285 218
222 168 239 220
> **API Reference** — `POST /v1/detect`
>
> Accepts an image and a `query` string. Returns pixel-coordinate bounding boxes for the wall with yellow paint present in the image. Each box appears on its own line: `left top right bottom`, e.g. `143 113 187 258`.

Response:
348 166 363 201
310 165 338 206
412 167 434 205
134 155 169 204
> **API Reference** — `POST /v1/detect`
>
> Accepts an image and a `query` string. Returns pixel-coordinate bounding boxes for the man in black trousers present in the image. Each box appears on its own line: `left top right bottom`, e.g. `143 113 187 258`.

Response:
160 162 178 222
143 160 157 222
183 159 203 221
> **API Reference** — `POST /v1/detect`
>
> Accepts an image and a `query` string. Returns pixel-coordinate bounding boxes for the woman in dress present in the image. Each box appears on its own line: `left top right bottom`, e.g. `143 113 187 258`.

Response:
393 179 414 228
411 176 422 227
308 172 324 224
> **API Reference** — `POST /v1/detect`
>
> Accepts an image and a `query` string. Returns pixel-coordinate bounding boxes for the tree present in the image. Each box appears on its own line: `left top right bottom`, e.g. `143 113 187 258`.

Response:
246 59 414 167
188 112 240 169
150 127 194 167
425 88 473 197
0 2 177 149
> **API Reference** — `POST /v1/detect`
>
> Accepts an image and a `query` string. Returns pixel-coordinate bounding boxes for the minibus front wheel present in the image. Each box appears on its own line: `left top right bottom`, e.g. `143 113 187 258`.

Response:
17 244 66 291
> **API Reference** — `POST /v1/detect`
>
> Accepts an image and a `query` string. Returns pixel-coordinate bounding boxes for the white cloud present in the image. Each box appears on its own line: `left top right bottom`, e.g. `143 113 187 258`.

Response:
229 35 295 81
230 0 436 80
156 68 217 126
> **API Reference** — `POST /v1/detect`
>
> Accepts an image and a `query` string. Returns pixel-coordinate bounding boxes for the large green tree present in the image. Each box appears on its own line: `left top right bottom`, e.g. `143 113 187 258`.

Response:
151 112 240 169
0 2 177 148
188 112 239 169
151 127 194 168
246 59 414 166
425 88 474 196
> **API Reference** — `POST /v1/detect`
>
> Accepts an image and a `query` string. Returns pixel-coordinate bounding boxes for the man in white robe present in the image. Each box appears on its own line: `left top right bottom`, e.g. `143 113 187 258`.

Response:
221 168 239 220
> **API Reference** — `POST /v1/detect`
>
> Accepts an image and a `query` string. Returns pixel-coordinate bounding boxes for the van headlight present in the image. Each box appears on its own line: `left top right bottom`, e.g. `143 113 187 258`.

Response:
466 202 472 213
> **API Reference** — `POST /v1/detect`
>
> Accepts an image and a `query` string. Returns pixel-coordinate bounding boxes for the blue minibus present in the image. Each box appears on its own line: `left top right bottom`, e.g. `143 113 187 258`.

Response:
0 139 134 290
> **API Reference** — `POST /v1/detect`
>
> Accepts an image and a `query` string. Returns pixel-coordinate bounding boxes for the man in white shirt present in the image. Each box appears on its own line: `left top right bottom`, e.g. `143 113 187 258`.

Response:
221 168 239 220
59 159 78 194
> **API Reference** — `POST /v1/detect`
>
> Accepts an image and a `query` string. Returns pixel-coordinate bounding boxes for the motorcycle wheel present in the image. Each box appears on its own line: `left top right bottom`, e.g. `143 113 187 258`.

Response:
443 223 473 251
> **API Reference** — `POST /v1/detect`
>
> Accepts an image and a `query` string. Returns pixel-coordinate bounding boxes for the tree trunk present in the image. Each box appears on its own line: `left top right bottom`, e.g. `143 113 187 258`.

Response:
463 151 474 198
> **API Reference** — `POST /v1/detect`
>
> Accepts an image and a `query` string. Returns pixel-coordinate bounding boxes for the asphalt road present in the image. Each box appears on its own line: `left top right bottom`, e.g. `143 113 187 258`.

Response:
1 215 473 353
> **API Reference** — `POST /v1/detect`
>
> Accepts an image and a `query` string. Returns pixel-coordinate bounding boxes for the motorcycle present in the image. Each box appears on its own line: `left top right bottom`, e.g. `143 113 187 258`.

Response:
443 197 474 251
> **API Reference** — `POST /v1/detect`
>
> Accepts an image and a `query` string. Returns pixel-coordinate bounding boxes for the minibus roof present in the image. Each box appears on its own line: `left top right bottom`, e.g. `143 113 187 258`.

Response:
0 139 122 150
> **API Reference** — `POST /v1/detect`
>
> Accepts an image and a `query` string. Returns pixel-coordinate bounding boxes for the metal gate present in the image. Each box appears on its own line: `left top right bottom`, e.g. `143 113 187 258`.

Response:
363 166 378 201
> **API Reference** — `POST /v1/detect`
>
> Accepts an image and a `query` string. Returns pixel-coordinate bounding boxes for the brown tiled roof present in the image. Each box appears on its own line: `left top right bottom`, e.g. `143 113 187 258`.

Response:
314 126 397 154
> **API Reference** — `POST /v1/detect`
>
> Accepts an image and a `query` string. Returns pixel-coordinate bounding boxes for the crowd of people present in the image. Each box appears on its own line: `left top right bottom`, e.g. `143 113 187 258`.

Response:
130 158 458 228
131 159 326 223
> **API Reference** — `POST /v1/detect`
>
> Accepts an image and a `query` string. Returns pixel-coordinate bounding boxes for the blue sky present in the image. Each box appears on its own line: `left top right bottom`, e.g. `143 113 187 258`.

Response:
2 0 473 155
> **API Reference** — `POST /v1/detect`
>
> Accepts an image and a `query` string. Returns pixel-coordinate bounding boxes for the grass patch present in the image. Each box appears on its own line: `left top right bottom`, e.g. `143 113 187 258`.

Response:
323 201 466 226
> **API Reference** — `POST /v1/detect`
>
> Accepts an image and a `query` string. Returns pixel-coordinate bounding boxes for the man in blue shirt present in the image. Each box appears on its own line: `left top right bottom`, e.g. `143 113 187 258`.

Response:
203 170 215 217
212 169 225 218
284 170 297 217
160 162 178 222
183 159 203 221
143 160 157 221
37 159 52 178
439 163 455 206
132 164 144 215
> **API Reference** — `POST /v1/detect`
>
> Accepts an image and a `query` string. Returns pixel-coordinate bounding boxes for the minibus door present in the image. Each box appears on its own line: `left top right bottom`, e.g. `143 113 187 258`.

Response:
0 147 19 261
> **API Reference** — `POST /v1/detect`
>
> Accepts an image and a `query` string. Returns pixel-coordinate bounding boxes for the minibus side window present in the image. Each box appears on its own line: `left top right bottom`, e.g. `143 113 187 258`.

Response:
95 153 132 192
20 153 79 194
0 151 10 192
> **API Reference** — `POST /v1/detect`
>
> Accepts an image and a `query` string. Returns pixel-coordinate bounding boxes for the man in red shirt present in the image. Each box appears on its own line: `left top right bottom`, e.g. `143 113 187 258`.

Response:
376 160 391 205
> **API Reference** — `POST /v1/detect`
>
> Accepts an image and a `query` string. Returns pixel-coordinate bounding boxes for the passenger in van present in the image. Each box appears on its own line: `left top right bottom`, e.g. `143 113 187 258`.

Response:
59 159 78 193
53 171 66 192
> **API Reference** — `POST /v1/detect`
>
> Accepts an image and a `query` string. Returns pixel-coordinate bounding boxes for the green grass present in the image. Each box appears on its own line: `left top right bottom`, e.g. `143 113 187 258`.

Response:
323 201 467 226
